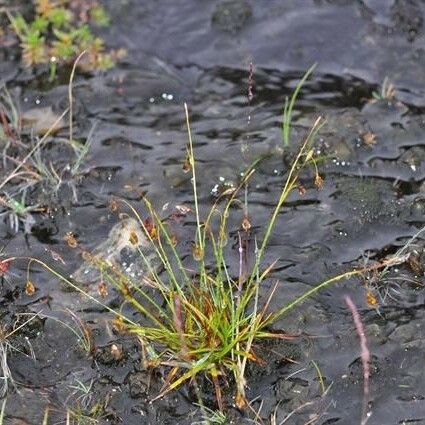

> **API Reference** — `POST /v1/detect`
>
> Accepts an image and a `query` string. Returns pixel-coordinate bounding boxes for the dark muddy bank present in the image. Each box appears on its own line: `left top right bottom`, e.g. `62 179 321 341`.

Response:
1 1 425 424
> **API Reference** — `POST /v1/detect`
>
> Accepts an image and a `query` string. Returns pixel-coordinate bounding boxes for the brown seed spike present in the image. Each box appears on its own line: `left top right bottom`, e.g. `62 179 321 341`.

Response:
81 251 92 262
143 218 157 240
112 316 126 333
98 280 108 298
121 280 132 297
182 157 191 173
366 291 378 306
25 280 36 296
64 232 78 248
129 231 139 245
110 343 124 361
315 174 324 190
109 197 119 212
362 131 376 146
241 216 251 231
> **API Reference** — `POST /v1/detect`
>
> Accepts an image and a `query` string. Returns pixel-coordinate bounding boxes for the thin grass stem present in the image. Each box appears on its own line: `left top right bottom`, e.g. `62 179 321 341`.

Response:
282 63 316 147
0 399 6 424
68 51 87 144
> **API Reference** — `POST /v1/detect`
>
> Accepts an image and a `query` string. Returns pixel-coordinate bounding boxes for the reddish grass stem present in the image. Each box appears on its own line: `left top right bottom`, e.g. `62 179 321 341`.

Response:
344 295 371 425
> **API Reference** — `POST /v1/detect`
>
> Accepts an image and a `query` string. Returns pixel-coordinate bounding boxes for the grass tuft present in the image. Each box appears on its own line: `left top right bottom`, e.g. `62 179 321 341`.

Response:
9 69 408 412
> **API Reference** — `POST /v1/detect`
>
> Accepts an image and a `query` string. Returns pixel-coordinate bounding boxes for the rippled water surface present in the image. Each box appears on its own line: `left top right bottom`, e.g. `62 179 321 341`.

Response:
2 1 425 424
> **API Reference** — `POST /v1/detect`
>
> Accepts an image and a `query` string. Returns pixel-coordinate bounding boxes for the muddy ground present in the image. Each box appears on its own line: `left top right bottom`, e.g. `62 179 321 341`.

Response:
1 1 425 424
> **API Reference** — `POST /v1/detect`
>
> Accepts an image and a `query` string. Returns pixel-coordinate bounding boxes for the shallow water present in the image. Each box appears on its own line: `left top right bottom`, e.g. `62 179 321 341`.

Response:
2 1 425 424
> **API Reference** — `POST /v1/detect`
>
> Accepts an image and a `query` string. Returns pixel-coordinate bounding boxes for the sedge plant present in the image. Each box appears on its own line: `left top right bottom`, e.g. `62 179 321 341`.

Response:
12 76 408 412
103 109 329 410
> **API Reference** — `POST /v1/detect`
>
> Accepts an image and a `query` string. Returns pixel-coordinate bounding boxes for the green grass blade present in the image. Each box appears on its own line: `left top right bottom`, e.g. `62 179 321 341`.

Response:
282 63 316 147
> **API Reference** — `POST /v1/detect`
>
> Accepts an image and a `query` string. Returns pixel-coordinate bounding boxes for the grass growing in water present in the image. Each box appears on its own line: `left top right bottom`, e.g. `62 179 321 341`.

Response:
12 72 407 413
282 63 316 147
18 108 404 413
89 106 327 410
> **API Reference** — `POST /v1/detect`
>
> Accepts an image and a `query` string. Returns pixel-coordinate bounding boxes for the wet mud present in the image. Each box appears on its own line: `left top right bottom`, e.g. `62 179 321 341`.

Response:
1 1 425 424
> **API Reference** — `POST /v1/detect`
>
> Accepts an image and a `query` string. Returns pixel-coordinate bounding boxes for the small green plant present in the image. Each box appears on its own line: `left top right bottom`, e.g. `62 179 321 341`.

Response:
29 124 95 202
41 399 105 425
20 111 401 412
6 0 124 77
371 77 396 101
68 376 94 410
192 405 227 425
0 189 44 233
14 71 406 413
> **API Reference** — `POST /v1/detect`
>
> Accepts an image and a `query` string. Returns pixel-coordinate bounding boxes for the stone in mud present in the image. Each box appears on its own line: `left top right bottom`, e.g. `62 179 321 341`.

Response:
366 323 384 342
212 0 253 33
72 217 156 286
347 355 380 383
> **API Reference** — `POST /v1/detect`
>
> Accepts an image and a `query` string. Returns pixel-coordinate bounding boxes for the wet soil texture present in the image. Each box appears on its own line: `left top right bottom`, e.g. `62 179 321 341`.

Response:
1 1 425 424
